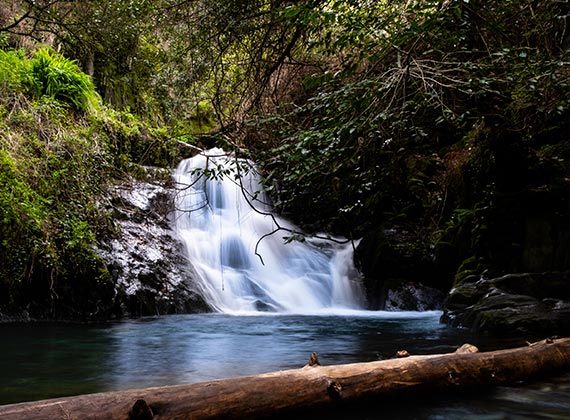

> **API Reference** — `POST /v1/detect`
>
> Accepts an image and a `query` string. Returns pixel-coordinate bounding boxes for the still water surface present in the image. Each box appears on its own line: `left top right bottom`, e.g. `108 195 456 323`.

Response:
1 311 568 419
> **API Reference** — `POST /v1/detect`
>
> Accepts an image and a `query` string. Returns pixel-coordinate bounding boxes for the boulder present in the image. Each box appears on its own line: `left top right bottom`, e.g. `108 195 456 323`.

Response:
441 271 570 335
96 168 211 317
383 281 445 311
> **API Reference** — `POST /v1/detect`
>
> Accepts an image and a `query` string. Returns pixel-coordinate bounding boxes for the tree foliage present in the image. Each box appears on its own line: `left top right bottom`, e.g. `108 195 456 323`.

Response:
242 0 569 241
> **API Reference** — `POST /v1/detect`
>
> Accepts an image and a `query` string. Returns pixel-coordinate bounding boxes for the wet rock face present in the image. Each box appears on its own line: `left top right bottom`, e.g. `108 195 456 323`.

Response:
384 282 445 311
96 170 211 318
441 272 570 336
354 226 446 311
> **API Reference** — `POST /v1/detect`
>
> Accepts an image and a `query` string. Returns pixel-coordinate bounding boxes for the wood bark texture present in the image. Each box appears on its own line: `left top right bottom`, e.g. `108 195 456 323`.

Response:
0 338 569 420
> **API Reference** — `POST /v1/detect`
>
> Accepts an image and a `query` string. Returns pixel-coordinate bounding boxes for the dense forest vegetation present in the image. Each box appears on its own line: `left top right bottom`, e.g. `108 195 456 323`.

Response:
0 0 568 321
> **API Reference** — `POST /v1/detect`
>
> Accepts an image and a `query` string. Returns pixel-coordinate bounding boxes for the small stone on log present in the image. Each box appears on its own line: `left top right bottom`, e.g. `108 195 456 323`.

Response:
396 350 410 358
308 352 320 367
455 344 479 354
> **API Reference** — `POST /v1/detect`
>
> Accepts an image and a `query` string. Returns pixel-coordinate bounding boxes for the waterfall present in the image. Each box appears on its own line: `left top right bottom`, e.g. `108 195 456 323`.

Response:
172 148 365 313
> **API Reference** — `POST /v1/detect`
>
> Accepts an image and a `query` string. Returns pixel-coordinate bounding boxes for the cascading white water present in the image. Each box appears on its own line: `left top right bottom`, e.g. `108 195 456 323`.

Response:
172 148 365 313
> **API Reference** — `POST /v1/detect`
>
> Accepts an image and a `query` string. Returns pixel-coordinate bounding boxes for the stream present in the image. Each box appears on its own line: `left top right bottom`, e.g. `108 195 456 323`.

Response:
1 311 569 418
2 149 567 417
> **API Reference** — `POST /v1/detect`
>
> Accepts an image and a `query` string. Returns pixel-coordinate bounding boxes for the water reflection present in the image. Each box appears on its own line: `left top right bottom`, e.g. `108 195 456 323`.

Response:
105 313 417 387
0 322 113 403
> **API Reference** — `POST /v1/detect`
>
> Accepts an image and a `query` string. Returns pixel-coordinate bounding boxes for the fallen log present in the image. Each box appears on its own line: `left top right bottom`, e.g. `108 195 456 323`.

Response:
1 338 569 420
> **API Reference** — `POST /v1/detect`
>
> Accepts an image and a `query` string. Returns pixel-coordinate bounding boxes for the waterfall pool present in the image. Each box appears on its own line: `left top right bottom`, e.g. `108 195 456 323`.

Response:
1 312 568 419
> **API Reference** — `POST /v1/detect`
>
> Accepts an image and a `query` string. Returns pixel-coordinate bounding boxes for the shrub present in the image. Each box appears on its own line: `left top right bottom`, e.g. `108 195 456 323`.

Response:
21 48 99 112
0 49 26 91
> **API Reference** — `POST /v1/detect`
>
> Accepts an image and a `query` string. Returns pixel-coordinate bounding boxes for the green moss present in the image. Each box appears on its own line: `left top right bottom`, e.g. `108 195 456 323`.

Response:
447 285 483 308
454 256 479 286
0 47 117 317
475 310 505 332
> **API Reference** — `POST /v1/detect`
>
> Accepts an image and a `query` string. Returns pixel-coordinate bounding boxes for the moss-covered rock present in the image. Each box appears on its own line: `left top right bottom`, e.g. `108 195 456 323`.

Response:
442 271 570 335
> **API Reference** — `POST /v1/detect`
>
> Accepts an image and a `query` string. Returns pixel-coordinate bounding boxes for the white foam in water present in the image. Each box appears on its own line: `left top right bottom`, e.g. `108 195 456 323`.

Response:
172 148 366 313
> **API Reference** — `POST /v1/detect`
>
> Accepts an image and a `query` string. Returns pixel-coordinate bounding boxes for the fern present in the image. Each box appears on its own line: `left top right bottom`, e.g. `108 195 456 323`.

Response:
22 48 99 112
